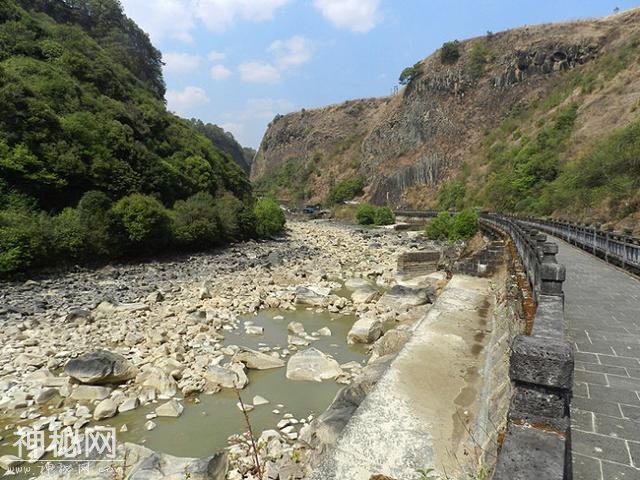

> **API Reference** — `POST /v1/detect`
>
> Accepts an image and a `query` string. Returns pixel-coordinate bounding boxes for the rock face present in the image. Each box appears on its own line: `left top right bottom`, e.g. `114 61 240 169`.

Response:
286 348 343 382
233 348 285 370
347 317 384 345
64 350 137 385
250 11 640 210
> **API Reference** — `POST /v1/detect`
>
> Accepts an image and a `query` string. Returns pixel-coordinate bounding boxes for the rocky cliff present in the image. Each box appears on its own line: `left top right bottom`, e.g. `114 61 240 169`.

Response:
251 8 640 225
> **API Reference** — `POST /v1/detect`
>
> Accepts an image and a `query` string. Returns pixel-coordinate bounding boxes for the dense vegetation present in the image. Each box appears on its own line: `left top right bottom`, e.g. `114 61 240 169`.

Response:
440 41 461 64
425 209 479 242
435 32 640 222
326 175 365 205
355 204 395 226
0 0 282 276
188 119 254 174
399 62 422 85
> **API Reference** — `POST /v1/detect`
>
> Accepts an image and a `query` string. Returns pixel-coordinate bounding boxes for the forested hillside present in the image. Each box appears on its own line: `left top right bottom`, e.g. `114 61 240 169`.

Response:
189 119 254 174
0 0 283 276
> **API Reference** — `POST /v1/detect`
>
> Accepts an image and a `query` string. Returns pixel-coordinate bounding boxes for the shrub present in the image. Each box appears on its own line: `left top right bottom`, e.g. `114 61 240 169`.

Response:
355 204 376 225
451 208 479 241
467 43 490 79
374 207 395 225
441 41 461 64
254 198 286 237
110 194 171 252
77 190 113 256
214 192 254 242
399 62 423 85
51 208 86 259
425 211 453 240
0 209 50 274
327 176 365 205
172 192 221 248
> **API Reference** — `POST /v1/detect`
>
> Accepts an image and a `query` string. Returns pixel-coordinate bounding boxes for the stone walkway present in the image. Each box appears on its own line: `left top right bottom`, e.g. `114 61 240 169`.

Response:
554 239 640 480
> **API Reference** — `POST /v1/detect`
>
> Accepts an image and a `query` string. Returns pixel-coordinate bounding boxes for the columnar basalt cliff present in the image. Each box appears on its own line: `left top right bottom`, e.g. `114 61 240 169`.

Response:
252 9 640 226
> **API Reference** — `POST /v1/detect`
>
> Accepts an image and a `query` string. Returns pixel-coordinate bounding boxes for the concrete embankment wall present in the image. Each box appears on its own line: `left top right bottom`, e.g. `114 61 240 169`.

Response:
310 269 523 480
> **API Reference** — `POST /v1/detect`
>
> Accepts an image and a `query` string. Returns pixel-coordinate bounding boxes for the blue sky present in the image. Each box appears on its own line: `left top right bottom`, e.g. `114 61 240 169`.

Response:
120 0 640 148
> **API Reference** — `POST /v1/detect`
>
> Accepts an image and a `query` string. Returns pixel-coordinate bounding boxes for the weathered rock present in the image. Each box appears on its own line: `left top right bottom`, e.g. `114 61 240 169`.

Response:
118 396 139 413
378 285 432 309
70 385 112 401
136 367 178 399
64 350 137 385
347 317 384 344
351 285 379 304
156 399 184 418
245 325 264 336
344 278 371 290
253 395 270 406
288 321 306 336
286 348 342 382
93 398 118 420
233 348 285 370
295 286 329 306
204 364 248 389
370 328 412 362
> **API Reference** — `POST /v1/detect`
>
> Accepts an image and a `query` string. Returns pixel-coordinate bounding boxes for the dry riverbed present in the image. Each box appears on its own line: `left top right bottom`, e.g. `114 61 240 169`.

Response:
0 220 445 479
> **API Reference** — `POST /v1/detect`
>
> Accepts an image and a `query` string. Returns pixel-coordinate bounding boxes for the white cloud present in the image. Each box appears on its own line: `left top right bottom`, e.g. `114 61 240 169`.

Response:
208 50 226 61
210 64 232 80
120 0 292 42
120 0 196 42
269 36 313 68
313 0 381 33
163 52 202 74
239 61 281 84
194 0 293 33
166 86 210 115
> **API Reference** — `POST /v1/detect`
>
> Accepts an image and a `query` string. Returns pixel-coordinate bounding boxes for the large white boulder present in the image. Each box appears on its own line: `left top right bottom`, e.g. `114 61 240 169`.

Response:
286 348 342 382
347 317 384 345
233 348 285 370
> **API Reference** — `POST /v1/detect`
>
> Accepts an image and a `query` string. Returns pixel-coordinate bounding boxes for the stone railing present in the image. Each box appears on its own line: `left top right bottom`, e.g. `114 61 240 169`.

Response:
480 213 573 480
517 217 640 276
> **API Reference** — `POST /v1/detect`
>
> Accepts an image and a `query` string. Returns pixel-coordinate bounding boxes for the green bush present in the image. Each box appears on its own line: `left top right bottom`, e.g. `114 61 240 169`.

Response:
374 207 395 225
467 43 491 78
0 209 50 274
254 198 286 237
110 194 171 252
355 204 376 225
172 192 221 248
77 190 113 256
51 208 86 259
399 62 422 85
425 211 453 240
425 209 479 241
214 192 255 242
327 176 365 205
441 41 461 64
451 208 479 241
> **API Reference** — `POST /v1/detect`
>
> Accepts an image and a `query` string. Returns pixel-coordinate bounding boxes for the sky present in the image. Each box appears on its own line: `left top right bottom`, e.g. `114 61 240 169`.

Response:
119 0 640 148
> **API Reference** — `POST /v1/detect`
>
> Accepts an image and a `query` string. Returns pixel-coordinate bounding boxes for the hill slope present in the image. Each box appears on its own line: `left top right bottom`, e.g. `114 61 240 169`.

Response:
252 8 640 228
0 0 250 212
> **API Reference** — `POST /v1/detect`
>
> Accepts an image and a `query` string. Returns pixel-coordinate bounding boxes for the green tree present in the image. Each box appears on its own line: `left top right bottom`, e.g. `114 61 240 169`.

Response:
172 191 221 248
110 194 171 252
355 204 377 225
440 41 461 64
450 208 479 240
254 198 285 237
425 211 453 240
374 206 395 225
399 62 423 85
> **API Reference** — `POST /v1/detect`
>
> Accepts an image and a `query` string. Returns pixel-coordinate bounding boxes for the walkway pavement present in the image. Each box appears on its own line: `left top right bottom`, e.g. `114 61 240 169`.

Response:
554 239 640 480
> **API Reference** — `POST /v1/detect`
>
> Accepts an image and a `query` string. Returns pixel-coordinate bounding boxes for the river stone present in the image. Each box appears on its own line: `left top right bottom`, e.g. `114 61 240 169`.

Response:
136 367 178 399
351 285 379 304
204 364 248 389
233 348 285 370
35 388 60 405
118 396 139 413
288 321 306 335
156 399 184 418
253 395 270 406
378 285 432 309
344 278 372 290
286 348 342 382
93 398 118 420
245 325 264 336
0 455 22 470
369 327 412 362
64 350 137 385
70 385 112 401
295 286 329 306
347 317 384 345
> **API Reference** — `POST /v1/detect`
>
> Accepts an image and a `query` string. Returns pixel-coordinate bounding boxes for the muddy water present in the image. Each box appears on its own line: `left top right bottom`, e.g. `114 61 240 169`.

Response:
0 308 367 475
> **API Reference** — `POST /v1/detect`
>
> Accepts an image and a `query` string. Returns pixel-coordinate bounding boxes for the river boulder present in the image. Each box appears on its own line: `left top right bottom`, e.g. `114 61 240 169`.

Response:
347 317 384 345
233 348 285 370
64 350 137 385
286 348 342 382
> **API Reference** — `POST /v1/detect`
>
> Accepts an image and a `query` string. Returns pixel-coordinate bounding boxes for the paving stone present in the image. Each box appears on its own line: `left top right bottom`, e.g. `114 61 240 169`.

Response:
572 396 623 417
573 454 602 480
594 414 640 441
572 430 631 465
578 362 629 377
575 370 609 386
601 460 640 479
621 405 640 422
572 408 595 432
588 385 640 407
627 441 640 468
607 375 640 391
599 355 640 369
